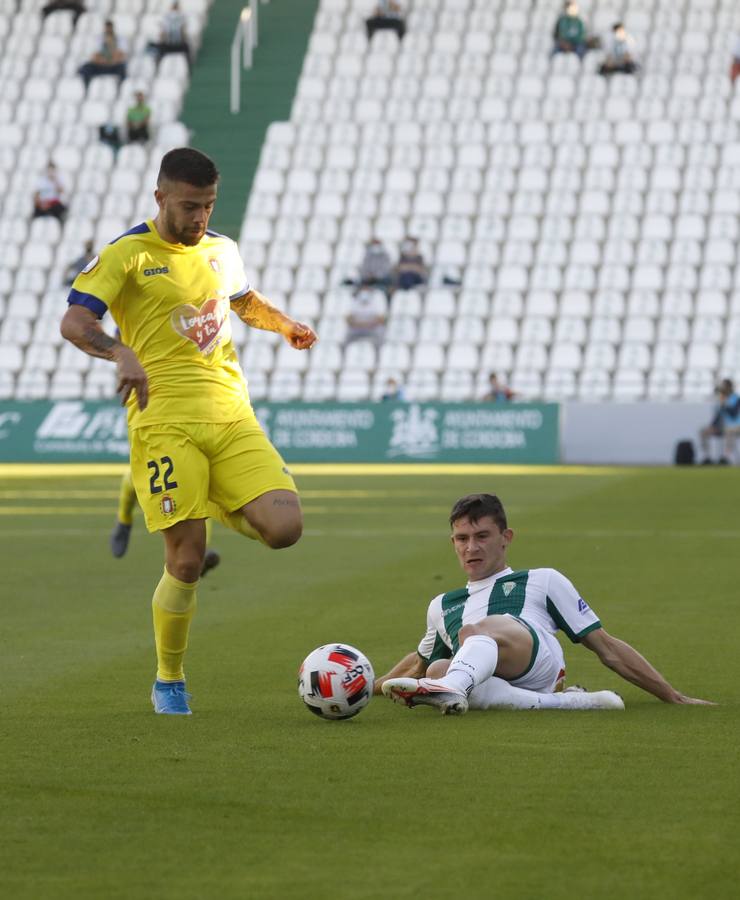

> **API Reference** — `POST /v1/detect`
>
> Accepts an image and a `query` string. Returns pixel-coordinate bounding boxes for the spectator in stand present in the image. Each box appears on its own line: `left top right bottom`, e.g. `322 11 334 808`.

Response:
41 1 85 26
365 0 406 42
699 378 740 465
147 1 192 70
381 377 407 402
552 1 588 60
599 22 639 75
359 237 393 293
126 92 151 143
731 35 740 84
395 236 428 291
63 240 95 285
32 162 68 222
345 286 387 348
99 120 122 154
481 372 514 402
78 19 128 89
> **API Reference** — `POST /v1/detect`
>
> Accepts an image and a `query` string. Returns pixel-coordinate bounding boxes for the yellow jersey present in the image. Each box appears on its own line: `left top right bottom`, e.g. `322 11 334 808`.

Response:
68 220 252 430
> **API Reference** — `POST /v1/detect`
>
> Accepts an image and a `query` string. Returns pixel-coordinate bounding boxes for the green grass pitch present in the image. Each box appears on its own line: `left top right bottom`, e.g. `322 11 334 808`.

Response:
0 466 738 899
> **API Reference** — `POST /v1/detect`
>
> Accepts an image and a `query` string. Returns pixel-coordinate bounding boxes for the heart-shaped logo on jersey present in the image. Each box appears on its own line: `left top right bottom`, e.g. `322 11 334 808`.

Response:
171 298 226 354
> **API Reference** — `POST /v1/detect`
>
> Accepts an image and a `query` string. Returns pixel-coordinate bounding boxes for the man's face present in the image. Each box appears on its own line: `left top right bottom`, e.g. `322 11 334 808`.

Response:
155 179 217 246
450 515 513 581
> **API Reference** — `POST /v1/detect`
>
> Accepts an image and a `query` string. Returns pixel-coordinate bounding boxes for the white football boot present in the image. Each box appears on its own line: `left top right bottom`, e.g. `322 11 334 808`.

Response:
382 677 469 715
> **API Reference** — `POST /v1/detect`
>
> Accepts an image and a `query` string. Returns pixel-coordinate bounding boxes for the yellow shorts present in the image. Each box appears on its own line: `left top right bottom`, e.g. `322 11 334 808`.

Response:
129 417 297 532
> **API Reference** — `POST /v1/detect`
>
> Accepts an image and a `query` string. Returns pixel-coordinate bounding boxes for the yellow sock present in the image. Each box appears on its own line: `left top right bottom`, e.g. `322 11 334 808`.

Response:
205 518 212 547
117 467 138 526
152 567 198 682
206 502 265 544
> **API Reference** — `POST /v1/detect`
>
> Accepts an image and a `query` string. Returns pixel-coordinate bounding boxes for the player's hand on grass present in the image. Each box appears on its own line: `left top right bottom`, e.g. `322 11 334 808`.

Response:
671 693 716 705
284 320 317 350
114 346 149 410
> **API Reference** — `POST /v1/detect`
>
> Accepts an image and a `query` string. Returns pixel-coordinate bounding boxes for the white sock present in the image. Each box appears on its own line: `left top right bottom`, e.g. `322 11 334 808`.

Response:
439 635 500 695
469 677 564 710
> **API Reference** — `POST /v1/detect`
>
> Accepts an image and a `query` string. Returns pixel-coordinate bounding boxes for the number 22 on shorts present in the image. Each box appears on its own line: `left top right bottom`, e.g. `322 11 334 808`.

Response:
148 456 178 494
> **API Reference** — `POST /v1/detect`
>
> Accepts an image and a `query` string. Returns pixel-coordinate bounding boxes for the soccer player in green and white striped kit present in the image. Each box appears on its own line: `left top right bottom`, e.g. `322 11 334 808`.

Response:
378 494 713 714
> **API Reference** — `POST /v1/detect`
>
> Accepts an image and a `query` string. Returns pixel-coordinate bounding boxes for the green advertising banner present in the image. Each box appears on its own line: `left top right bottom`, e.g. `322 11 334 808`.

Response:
0 401 560 464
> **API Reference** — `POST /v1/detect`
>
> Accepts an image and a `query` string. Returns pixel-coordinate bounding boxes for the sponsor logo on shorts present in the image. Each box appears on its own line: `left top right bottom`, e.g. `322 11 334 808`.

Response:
577 597 590 613
144 266 170 276
161 495 176 516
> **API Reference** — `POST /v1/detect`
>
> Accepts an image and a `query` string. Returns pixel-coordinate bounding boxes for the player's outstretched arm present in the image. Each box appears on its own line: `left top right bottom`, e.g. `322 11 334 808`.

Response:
373 651 428 695
231 289 317 349
60 305 148 410
581 628 714 704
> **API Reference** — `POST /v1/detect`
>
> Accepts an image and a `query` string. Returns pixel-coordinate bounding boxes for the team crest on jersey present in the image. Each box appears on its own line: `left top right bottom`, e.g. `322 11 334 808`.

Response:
171 297 228 354
577 597 590 613
208 257 220 273
502 582 516 596
81 255 100 274
160 495 176 516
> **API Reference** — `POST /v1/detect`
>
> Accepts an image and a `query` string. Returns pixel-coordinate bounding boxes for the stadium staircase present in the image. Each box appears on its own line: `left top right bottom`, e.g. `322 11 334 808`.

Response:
182 0 319 238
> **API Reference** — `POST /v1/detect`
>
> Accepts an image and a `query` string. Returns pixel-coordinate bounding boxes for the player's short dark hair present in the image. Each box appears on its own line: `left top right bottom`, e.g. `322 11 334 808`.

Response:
157 148 219 188
449 494 507 532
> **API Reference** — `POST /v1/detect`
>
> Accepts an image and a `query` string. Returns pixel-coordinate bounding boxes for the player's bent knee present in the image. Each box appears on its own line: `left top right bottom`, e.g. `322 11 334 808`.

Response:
262 519 303 549
458 622 489 643
427 659 451 678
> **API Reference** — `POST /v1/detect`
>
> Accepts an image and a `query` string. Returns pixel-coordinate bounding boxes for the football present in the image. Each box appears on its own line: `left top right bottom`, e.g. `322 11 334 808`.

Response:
298 643 375 720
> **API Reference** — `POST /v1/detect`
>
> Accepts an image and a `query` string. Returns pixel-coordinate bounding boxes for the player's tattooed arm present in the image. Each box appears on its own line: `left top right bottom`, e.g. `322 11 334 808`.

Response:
60 304 149 410
61 303 121 360
231 289 318 349
230 289 288 330
80 321 121 359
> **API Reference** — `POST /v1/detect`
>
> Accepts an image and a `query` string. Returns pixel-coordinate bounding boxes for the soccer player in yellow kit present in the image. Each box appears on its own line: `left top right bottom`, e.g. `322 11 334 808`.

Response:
61 148 317 714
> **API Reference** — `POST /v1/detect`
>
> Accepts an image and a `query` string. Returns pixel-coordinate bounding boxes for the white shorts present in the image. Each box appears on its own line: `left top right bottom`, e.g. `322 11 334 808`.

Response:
505 615 566 692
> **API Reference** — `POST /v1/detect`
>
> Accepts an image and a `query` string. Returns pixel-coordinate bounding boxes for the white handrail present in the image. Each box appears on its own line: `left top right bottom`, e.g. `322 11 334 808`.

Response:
230 7 253 114
230 1 271 114
250 0 259 50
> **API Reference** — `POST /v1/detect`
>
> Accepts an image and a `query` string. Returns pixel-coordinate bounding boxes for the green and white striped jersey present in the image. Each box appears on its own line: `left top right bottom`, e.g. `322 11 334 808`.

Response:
417 567 602 663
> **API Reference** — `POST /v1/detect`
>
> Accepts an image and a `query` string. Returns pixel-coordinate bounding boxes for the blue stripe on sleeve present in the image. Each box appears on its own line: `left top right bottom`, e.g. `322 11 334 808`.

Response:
67 289 108 318
229 283 251 301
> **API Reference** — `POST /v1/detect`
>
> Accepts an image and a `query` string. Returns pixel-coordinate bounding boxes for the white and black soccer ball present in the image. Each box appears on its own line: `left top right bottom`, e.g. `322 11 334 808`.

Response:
298 643 375 720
